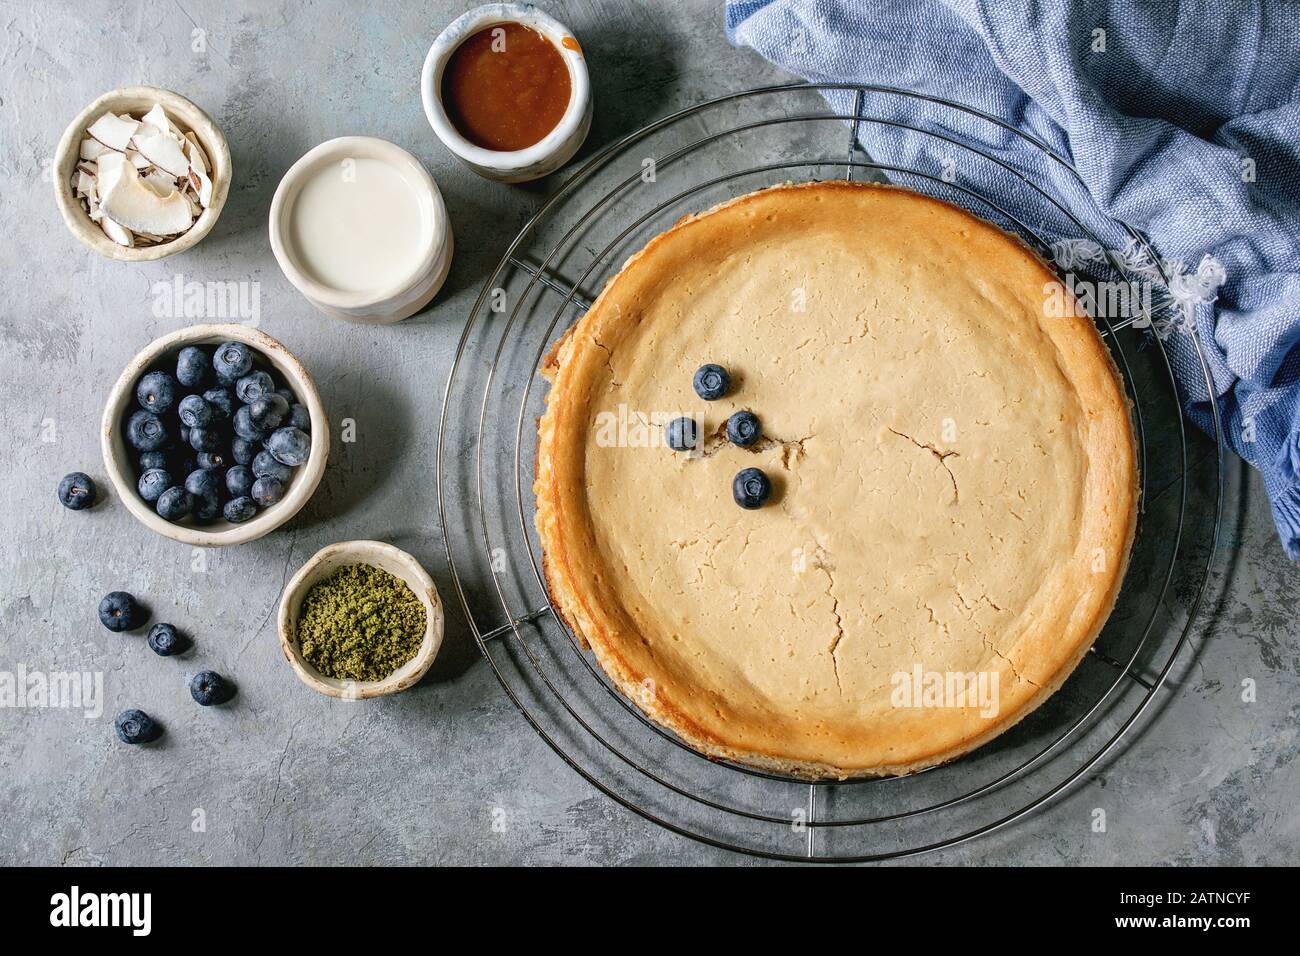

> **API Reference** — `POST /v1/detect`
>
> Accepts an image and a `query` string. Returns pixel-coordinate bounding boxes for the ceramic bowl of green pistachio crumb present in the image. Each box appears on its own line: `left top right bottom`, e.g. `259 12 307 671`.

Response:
277 540 444 698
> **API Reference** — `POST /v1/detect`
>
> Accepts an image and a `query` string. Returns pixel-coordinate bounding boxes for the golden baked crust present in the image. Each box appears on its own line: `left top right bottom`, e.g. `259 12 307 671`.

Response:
535 181 1137 779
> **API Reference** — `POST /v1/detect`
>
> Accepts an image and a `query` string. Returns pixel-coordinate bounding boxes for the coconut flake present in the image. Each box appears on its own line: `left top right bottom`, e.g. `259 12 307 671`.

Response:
100 217 135 247
142 167 179 197
99 159 195 235
183 133 209 175
137 103 171 139
132 129 191 178
86 112 139 152
79 137 109 161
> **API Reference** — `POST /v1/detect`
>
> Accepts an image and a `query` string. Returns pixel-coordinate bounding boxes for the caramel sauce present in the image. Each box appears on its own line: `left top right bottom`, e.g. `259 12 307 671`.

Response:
441 22 572 152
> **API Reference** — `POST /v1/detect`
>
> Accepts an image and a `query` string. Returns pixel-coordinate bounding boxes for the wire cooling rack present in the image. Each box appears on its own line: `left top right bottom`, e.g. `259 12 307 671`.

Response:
436 84 1224 861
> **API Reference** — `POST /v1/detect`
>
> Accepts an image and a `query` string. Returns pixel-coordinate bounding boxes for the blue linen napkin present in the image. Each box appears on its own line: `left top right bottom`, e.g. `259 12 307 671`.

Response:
726 0 1300 557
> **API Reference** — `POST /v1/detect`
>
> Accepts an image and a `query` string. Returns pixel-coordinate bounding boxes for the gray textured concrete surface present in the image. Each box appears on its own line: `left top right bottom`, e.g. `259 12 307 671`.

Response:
1 0 1296 866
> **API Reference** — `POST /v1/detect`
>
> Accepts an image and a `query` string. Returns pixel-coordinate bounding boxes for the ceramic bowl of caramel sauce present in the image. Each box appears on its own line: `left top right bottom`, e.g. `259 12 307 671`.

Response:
422 3 592 183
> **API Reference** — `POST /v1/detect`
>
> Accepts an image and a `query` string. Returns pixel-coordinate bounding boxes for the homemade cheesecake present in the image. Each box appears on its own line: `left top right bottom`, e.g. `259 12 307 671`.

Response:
535 181 1137 779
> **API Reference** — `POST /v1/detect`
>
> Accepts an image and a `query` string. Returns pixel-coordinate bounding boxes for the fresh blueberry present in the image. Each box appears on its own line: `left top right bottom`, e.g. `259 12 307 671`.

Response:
176 346 210 388
225 464 254 498
213 342 253 384
235 370 275 405
125 410 168 451
732 467 772 510
184 469 222 499
188 425 221 452
114 709 160 744
275 387 296 406
178 424 191 446
726 410 762 447
665 417 699 452
251 476 284 507
202 387 234 421
223 496 257 523
288 403 311 432
147 622 182 656
230 437 256 466
252 449 292 482
248 393 289 431
137 468 172 502
156 486 193 521
266 427 311 466
196 451 227 471
693 363 731 400
233 405 266 442
99 591 144 632
177 394 213 428
190 670 233 706
138 452 167 476
136 371 177 415
57 472 97 510
192 491 221 522
139 451 168 472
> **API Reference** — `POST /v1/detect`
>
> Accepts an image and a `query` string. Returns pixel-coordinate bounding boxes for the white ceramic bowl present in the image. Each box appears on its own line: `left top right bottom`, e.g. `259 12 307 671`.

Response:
53 85 232 262
422 3 592 183
268 136 453 324
101 324 330 546
278 540 445 699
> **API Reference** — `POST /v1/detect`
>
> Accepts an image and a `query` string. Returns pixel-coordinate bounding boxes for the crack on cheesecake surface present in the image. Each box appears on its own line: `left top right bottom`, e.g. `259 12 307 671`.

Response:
887 426 961 504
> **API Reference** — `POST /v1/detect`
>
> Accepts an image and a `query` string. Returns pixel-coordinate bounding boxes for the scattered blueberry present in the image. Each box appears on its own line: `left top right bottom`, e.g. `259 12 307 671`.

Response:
114 709 160 745
726 410 762 447
225 465 254 498
147 623 182 656
196 451 227 470
187 425 221 452
288 403 311 432
57 472 96 510
232 405 266 442
252 450 292 483
230 437 257 466
136 371 177 415
202 387 234 421
156 486 193 521
213 342 253 383
248 393 288 431
190 670 232 706
266 427 310 466
251 476 284 507
665 417 699 452
223 496 257 523
99 591 144 632
125 410 168 451
137 468 172 502
176 346 210 388
693 363 731 401
235 370 275 405
732 467 772 510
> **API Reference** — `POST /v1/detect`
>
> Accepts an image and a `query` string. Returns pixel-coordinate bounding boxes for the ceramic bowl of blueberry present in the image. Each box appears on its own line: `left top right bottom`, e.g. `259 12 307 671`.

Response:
101 323 330 546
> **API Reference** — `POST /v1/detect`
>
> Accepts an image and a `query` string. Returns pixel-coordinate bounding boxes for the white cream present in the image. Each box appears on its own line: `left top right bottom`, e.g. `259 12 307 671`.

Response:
288 156 431 294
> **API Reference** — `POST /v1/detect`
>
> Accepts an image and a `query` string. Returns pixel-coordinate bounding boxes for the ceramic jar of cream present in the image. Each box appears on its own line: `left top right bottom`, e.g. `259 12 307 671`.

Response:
268 136 453 324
